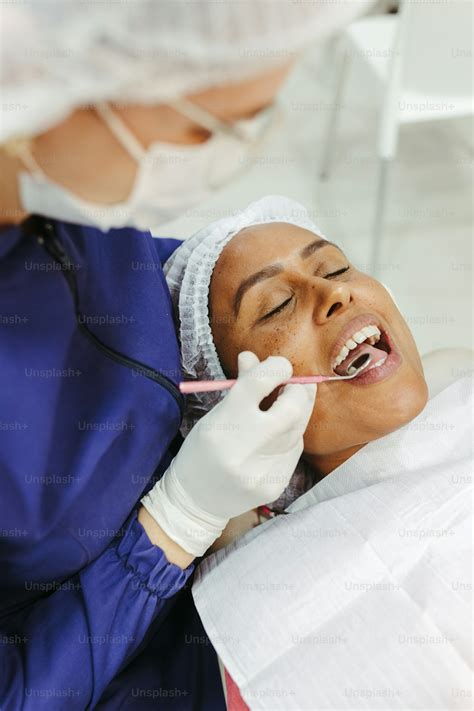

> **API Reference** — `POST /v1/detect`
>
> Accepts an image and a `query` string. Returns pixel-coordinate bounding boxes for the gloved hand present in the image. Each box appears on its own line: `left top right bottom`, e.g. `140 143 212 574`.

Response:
141 351 317 556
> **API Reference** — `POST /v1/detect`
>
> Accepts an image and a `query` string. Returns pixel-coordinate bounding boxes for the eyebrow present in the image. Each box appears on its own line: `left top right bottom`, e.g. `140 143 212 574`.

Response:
300 238 339 259
232 239 342 316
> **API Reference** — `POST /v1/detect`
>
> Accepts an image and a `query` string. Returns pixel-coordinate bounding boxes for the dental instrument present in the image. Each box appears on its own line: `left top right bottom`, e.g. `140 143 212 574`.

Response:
179 353 372 394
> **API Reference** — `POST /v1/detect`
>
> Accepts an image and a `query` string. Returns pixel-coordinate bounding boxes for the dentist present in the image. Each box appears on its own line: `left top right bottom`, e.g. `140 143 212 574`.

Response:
0 1 372 707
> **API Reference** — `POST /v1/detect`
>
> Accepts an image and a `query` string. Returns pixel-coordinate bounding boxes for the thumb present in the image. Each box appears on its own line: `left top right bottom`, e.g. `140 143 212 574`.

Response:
237 351 260 376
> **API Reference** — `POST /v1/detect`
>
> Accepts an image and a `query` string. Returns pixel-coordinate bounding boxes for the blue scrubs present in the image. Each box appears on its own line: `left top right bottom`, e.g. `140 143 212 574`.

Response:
0 217 226 709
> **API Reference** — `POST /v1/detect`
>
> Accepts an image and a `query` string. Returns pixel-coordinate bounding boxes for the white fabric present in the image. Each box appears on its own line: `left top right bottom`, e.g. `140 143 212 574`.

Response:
193 376 473 709
0 0 375 142
142 352 316 557
164 195 326 437
421 347 473 399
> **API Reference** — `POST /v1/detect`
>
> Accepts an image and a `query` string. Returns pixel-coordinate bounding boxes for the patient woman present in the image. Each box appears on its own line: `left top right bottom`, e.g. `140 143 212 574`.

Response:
164 196 432 547
165 199 471 708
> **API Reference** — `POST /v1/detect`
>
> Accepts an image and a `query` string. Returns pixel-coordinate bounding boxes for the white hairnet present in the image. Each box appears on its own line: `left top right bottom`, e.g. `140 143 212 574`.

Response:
165 194 326 511
1 0 374 142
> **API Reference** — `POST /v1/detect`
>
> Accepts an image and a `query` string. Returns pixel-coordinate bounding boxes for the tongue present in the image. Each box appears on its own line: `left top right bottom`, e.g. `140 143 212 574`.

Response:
334 342 387 376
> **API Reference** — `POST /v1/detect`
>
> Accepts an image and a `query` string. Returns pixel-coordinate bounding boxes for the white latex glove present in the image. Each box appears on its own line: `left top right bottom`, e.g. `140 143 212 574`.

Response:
141 352 317 556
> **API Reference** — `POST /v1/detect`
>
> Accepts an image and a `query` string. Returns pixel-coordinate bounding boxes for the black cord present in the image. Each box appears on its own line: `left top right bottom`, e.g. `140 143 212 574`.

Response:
23 216 184 417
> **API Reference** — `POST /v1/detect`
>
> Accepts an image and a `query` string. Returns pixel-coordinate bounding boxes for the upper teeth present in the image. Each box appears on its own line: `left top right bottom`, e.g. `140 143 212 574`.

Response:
333 324 381 367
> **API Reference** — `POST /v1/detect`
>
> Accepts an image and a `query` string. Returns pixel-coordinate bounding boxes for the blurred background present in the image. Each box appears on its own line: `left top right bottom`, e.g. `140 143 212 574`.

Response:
159 0 473 359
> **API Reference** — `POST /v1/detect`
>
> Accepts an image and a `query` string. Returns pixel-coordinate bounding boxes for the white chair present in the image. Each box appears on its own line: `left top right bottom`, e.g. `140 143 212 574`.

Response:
319 0 473 276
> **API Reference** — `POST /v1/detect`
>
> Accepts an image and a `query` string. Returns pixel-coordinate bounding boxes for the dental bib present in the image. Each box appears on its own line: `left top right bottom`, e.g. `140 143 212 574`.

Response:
193 376 473 710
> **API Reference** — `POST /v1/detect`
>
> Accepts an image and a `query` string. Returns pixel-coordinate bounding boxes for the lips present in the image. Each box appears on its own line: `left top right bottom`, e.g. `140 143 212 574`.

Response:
346 329 402 386
333 340 388 377
330 313 386 370
328 312 402 385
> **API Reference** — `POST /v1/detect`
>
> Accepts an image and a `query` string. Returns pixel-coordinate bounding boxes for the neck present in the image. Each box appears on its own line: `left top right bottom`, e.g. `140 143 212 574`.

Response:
0 151 28 229
302 442 366 484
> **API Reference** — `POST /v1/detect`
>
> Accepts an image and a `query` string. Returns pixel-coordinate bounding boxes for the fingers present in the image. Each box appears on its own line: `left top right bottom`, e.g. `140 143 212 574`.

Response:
237 351 260 375
267 382 317 435
233 354 293 404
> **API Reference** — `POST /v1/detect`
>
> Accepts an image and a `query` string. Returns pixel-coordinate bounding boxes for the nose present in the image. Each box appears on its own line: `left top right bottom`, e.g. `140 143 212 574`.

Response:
312 281 352 325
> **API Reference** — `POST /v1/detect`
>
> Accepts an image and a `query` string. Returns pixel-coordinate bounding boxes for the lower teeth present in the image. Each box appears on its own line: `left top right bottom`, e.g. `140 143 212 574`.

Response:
346 356 387 376
373 358 386 367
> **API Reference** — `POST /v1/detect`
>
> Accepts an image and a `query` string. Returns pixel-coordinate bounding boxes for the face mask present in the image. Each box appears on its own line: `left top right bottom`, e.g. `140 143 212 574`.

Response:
17 100 280 232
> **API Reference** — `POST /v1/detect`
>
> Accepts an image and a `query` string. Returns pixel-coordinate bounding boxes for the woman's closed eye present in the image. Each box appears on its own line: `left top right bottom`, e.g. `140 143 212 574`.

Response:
325 265 350 278
260 265 351 321
261 296 293 321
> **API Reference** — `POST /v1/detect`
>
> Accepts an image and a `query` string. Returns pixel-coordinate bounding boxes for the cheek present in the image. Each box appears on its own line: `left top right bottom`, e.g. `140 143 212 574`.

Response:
398 318 425 374
302 360 429 456
303 398 338 450
239 319 315 371
234 323 315 410
384 365 429 426
211 317 240 377
302 381 365 454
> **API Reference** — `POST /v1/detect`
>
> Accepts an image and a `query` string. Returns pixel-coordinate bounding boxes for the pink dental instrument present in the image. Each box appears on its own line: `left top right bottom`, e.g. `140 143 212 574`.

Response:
179 353 372 394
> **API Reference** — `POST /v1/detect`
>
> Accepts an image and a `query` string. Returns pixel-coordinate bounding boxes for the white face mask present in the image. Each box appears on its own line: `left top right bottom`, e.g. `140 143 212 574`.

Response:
17 100 280 232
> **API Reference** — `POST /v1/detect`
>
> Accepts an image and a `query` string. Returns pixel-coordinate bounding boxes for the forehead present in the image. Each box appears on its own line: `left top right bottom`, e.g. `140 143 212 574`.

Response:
214 222 322 281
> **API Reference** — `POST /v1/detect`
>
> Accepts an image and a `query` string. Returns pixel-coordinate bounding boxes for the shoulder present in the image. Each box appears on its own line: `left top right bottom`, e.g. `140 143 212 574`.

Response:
151 236 183 266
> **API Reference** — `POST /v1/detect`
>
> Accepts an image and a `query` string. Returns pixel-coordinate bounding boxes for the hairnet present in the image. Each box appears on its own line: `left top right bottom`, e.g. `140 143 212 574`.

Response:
1 0 374 142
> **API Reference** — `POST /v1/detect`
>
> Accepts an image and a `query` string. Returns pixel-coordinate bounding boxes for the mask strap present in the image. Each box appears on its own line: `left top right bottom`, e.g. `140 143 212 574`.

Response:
95 103 146 163
170 97 279 143
5 138 45 179
169 97 238 138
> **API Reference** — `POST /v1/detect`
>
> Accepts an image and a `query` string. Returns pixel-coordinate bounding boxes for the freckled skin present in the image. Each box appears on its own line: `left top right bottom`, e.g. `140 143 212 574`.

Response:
209 223 428 478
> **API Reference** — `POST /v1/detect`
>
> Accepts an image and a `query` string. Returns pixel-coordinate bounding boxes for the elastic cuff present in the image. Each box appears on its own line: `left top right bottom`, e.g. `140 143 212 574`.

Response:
117 511 194 598
141 461 228 557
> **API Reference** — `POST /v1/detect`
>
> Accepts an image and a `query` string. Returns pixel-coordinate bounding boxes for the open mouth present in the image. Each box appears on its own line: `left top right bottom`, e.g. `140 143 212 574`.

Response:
332 325 392 377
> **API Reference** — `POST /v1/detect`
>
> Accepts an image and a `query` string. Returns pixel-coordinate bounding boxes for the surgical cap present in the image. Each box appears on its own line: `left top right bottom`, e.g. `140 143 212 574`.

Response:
164 195 326 437
1 0 374 142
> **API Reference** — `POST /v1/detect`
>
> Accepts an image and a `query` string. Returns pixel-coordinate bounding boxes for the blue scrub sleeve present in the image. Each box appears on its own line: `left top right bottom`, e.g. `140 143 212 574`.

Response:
0 511 194 709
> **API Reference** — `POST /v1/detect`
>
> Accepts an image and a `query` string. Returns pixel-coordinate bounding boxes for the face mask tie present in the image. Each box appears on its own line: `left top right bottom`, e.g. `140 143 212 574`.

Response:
170 96 282 143
5 137 45 181
95 103 146 163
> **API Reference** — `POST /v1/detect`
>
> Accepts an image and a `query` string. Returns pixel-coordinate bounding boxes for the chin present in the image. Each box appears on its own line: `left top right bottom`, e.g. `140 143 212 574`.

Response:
381 369 429 433
303 368 429 457
358 368 429 445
